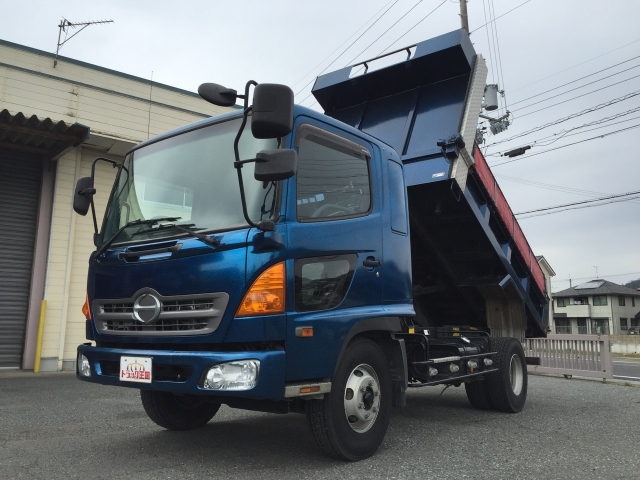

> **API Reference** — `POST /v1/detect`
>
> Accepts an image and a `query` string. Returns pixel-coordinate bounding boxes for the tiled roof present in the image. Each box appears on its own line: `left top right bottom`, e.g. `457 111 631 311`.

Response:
554 279 640 298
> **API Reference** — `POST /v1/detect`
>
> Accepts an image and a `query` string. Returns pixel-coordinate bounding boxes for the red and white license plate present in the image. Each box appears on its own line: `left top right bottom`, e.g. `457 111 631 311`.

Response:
119 356 152 383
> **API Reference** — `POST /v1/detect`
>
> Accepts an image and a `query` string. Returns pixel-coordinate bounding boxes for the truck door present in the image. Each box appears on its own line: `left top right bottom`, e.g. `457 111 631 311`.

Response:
289 122 382 303
285 122 383 379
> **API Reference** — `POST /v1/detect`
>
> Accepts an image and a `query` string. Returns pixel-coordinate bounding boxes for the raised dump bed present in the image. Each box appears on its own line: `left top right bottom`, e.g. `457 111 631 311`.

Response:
313 29 548 337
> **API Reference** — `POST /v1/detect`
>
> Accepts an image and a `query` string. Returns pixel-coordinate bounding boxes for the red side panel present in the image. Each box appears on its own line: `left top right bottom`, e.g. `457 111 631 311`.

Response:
471 147 547 295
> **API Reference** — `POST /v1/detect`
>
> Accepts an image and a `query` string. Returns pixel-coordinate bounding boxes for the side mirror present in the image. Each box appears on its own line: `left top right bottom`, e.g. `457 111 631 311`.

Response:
198 83 238 107
73 176 95 216
251 84 294 139
254 149 297 181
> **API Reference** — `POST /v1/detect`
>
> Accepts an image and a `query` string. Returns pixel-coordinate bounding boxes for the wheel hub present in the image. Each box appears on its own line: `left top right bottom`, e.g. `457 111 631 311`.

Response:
344 364 381 433
509 354 524 396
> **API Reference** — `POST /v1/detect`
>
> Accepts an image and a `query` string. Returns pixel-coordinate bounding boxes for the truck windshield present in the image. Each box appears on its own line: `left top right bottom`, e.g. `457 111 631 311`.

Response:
102 116 278 244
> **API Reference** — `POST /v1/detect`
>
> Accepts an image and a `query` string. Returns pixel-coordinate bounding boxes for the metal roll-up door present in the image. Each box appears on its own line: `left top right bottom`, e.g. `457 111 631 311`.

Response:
0 151 42 368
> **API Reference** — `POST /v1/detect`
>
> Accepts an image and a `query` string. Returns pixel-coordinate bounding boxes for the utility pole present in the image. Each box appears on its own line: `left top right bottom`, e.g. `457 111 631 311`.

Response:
460 0 470 33
568 274 572 288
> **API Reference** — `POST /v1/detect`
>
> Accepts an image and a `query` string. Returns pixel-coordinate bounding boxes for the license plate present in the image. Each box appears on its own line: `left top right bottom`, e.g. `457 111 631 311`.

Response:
119 356 152 383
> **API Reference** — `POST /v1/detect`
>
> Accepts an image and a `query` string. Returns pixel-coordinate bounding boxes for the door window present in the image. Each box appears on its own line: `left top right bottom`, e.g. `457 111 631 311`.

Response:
295 125 371 221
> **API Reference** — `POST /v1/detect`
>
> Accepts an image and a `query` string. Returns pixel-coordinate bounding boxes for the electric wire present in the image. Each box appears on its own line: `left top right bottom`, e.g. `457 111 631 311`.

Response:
300 0 447 107
469 0 532 34
490 122 640 167
517 194 640 219
511 64 640 113
482 0 496 84
515 190 640 216
511 37 640 94
484 90 640 147
557 271 640 283
488 0 508 115
510 55 640 107
289 0 397 90
293 0 400 97
495 173 640 206
486 109 640 156
512 73 640 118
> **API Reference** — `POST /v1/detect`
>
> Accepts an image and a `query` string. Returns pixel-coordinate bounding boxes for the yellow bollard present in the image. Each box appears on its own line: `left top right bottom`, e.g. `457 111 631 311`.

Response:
33 300 47 373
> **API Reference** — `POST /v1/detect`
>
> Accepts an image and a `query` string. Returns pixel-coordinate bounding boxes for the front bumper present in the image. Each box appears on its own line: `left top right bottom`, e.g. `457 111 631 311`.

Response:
76 344 286 401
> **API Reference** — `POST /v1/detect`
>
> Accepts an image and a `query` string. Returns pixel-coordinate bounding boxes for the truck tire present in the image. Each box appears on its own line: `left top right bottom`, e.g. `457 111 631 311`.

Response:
464 379 493 410
306 338 392 461
486 337 527 413
140 390 220 430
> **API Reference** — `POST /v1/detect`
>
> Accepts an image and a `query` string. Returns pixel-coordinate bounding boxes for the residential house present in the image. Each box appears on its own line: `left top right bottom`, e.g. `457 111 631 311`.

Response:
552 280 640 335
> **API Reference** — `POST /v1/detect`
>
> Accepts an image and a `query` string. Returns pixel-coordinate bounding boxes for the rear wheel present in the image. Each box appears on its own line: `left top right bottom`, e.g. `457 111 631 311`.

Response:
487 337 527 413
306 338 392 461
140 390 220 430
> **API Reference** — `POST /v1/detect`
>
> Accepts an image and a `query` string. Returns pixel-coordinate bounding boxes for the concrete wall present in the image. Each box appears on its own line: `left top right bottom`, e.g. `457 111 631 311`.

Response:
611 335 640 355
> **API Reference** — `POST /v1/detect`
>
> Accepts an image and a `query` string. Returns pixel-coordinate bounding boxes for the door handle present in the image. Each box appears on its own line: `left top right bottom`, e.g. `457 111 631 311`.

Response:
363 259 381 267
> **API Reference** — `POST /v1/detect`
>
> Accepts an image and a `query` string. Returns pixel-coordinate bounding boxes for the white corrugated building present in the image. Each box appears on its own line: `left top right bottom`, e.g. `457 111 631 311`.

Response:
0 39 236 371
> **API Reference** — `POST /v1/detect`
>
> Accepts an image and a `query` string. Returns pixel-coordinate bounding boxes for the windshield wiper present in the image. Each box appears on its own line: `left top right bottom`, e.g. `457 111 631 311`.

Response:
134 223 220 248
94 217 181 258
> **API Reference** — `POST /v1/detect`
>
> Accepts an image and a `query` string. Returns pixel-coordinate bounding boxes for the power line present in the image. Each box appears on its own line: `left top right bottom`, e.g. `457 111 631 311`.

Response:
556 271 640 283
484 90 640 147
515 190 640 215
486 109 640 155
289 0 397 90
518 194 640 219
490 122 640 167
513 73 640 118
469 0 532 34
510 55 640 107
293 0 400 97
488 0 508 115
494 173 640 205
301 0 448 108
510 36 640 94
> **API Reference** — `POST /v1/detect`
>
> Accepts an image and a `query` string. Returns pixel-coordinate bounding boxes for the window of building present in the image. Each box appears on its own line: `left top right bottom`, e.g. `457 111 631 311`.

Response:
577 318 588 335
296 127 371 222
555 318 571 334
591 318 610 334
572 296 588 305
619 296 626 306
620 318 628 331
593 295 607 306
557 298 568 307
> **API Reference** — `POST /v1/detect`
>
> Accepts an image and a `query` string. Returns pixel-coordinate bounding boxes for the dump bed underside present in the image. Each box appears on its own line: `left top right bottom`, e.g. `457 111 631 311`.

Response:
312 29 547 337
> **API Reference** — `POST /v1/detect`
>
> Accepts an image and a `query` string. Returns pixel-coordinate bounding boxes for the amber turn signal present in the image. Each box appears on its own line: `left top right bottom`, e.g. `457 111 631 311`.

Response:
82 293 91 320
236 262 286 317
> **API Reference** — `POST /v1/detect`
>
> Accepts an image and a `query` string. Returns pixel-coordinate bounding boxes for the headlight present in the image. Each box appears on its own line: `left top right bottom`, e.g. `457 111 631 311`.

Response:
78 354 91 377
203 360 260 390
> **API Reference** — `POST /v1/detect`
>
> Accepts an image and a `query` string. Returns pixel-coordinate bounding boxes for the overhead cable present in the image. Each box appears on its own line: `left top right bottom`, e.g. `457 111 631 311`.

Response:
484 90 640 147
290 0 397 90
486 109 640 155
515 189 640 215
490 122 640 167
511 37 640 94
510 55 640 106
518 194 640 219
469 0 532 34
513 73 640 118
294 0 400 97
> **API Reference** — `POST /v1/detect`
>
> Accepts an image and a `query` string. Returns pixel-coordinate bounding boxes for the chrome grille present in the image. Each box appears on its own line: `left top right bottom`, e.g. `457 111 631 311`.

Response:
105 318 210 332
93 289 229 336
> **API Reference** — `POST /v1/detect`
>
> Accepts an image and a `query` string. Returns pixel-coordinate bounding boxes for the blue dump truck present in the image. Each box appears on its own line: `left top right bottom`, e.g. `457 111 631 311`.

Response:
74 30 548 460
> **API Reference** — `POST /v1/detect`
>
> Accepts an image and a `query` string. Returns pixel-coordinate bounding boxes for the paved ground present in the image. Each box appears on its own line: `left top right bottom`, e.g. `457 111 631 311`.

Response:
1 372 639 480
613 359 640 381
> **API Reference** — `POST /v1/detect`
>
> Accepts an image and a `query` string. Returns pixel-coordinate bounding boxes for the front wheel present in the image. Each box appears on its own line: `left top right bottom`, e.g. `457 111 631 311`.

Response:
140 390 220 430
487 337 528 413
306 338 392 461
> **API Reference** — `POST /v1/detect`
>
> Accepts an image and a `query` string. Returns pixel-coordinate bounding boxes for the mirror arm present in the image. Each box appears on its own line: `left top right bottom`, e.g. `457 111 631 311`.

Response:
232 80 274 232
84 157 121 235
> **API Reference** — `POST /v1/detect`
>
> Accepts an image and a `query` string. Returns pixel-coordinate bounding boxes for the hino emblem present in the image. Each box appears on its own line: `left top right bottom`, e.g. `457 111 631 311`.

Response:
133 293 162 323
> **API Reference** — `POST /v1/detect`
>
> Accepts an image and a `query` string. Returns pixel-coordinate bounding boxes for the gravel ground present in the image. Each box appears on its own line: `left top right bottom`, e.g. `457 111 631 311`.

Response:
1 372 639 480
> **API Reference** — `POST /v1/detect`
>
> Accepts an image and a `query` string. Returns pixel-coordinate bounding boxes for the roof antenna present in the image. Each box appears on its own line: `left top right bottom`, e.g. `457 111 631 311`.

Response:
54 18 114 67
593 266 600 279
